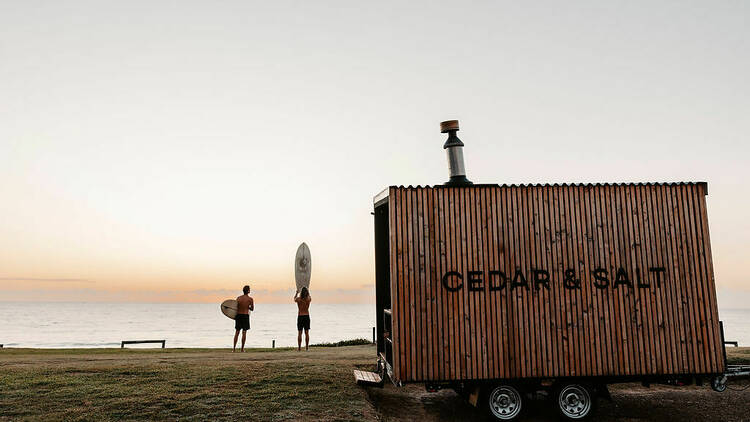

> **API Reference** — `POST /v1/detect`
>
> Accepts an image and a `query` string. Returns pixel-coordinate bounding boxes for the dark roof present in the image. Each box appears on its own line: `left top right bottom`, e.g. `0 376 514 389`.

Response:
374 182 708 205
389 182 707 189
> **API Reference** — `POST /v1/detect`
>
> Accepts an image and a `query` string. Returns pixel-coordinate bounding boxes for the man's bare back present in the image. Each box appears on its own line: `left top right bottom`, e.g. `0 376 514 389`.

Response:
236 295 254 315
294 287 311 351
295 296 311 315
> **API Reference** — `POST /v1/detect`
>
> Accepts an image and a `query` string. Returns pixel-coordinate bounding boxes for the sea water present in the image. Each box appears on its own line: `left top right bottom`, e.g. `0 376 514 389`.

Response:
0 302 375 348
1 302 748 349
718 309 750 347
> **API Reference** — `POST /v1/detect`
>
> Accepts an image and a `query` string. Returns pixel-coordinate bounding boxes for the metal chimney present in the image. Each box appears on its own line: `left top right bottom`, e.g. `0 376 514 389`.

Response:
441 120 472 186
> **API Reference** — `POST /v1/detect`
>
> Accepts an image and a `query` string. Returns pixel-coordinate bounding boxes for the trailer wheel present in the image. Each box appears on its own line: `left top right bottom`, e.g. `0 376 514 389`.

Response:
555 383 594 420
486 384 523 420
711 375 727 392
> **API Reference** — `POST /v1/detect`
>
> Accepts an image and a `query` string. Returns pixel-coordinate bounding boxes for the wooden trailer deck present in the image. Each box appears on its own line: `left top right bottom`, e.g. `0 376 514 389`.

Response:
354 369 384 386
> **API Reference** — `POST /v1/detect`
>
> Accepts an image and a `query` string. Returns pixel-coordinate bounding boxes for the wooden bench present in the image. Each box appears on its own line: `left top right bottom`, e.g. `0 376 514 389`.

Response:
121 340 165 349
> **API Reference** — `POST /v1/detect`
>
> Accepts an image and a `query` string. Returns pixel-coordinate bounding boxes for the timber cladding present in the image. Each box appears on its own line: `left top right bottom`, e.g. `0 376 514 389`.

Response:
385 183 723 383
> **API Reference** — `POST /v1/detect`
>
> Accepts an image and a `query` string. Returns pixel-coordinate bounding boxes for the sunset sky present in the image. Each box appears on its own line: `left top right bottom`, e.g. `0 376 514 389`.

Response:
1 1 748 305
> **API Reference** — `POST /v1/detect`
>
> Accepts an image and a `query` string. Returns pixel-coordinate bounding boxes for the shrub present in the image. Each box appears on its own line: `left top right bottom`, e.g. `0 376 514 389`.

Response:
311 339 372 347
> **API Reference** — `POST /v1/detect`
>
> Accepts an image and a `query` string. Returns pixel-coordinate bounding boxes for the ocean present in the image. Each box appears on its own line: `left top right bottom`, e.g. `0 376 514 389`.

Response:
717 309 750 347
0 302 376 349
1 302 748 349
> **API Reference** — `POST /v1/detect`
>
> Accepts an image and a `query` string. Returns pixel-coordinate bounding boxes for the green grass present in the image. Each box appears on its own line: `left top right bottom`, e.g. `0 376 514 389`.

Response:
0 347 281 356
0 345 379 421
311 339 373 347
726 346 750 365
2 345 746 422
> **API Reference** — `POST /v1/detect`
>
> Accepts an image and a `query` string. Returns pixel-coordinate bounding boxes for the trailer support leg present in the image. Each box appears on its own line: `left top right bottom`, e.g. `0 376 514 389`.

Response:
598 384 613 402
468 386 481 407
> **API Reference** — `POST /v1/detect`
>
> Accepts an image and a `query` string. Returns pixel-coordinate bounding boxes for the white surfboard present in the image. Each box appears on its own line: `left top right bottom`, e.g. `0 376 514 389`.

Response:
295 242 311 291
220 299 238 320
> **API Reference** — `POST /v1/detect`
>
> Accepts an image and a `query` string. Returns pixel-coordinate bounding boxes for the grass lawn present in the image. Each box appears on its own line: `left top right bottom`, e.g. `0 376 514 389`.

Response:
0 345 379 421
726 346 750 365
1 346 748 421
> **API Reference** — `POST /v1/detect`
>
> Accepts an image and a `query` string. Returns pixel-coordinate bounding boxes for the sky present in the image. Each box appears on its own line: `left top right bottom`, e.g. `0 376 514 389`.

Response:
1 1 748 305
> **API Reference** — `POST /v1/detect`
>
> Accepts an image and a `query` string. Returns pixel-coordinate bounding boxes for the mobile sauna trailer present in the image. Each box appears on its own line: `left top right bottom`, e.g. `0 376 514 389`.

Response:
367 121 730 420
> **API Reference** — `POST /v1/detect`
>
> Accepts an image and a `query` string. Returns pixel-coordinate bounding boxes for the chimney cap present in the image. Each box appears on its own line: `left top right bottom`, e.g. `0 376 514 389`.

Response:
440 120 459 133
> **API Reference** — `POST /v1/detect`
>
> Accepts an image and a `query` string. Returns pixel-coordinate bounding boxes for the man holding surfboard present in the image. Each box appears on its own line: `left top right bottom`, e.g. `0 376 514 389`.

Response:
293 242 312 351
294 287 311 351
233 285 254 352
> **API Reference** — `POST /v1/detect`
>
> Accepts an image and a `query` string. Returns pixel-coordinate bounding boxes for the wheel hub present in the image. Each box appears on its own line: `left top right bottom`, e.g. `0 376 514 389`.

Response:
499 395 509 405
565 392 581 407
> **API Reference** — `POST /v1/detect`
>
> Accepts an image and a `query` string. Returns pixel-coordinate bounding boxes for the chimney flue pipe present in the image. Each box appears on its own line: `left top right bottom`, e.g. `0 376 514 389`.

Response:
441 120 472 186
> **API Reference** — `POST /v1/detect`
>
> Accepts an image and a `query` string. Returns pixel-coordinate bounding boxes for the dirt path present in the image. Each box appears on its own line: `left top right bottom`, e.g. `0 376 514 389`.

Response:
366 382 750 421
364 348 750 421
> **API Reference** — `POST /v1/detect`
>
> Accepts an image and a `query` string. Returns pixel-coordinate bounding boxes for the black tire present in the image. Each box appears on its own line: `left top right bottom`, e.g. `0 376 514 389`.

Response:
554 383 596 420
485 384 523 421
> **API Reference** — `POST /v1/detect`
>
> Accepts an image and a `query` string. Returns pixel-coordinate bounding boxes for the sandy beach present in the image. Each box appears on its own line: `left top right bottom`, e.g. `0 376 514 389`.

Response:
1 345 749 421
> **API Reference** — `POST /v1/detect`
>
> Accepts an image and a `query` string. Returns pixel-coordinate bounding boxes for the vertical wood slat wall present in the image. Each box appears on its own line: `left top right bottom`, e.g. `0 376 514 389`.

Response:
386 183 724 383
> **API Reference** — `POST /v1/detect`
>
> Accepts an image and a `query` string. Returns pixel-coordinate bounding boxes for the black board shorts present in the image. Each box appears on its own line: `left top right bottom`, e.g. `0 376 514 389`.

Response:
297 315 310 331
235 314 250 331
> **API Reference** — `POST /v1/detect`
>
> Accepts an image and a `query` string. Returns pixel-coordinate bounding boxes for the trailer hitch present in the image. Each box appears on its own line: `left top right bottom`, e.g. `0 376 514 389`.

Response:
712 365 750 392
711 375 727 392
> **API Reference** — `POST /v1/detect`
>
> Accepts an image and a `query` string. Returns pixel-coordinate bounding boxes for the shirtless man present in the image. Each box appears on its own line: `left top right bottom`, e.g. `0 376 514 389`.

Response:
233 285 254 352
294 287 312 351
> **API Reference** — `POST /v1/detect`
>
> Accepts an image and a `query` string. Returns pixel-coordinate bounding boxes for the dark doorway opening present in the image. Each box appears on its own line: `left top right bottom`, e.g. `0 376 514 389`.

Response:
374 199 391 365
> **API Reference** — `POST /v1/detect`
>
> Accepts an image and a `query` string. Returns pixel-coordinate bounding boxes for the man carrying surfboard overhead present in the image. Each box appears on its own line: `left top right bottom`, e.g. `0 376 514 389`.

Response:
294 287 311 351
233 285 254 352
